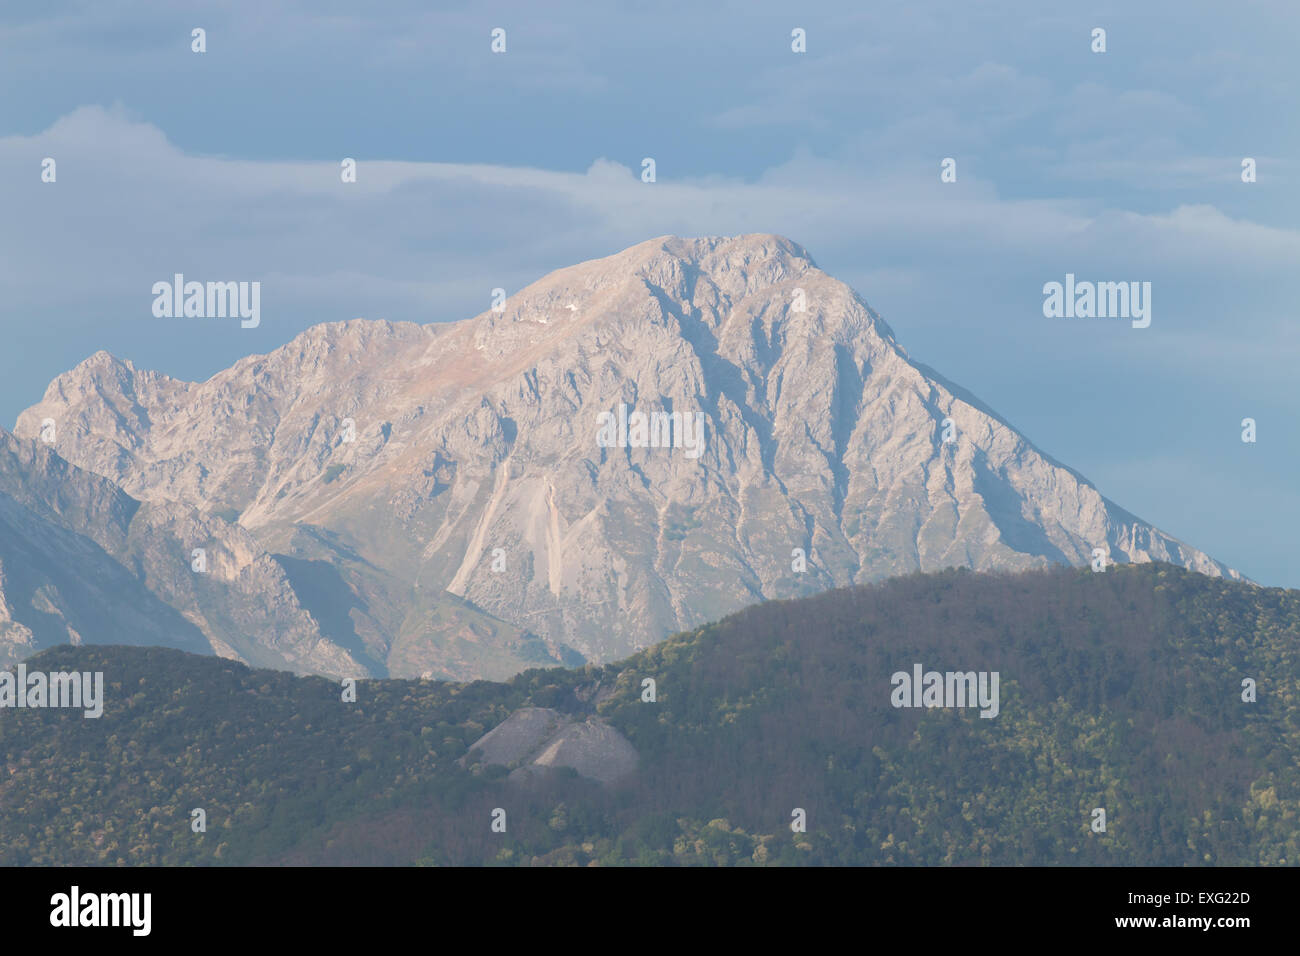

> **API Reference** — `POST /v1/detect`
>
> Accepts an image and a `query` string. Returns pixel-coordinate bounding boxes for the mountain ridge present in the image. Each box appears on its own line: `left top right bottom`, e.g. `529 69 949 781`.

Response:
2 563 1294 866
9 233 1243 678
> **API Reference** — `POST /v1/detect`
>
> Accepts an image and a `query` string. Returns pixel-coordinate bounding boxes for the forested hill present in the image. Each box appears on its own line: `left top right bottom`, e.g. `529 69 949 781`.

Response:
2 563 1298 866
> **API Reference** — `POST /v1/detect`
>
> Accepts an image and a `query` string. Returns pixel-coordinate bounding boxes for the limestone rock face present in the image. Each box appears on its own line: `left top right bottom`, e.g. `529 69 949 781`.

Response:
529 720 638 785
0 430 364 675
463 706 638 786
465 707 568 768
11 234 1242 678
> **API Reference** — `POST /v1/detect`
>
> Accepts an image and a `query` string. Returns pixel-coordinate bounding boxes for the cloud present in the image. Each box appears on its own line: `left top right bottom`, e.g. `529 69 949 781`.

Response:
2 0 1297 588
5 105 1295 325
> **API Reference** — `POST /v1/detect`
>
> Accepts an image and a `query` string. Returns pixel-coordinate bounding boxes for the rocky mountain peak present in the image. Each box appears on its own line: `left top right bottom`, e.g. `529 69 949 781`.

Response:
8 235 1243 679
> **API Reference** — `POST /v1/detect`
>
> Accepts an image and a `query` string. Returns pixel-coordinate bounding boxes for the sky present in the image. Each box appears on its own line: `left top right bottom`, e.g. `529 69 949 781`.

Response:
1 0 1297 585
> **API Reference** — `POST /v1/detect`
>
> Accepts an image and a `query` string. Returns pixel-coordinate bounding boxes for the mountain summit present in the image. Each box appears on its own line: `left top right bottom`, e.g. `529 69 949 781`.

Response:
12 234 1240 678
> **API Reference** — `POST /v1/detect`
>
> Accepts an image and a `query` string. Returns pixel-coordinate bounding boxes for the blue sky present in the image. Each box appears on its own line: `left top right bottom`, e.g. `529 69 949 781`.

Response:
1 0 1297 584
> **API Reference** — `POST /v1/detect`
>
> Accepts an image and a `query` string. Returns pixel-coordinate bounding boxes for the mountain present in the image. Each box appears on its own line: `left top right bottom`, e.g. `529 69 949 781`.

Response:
2 564 1295 866
0 432 208 666
0 429 368 674
12 234 1241 679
